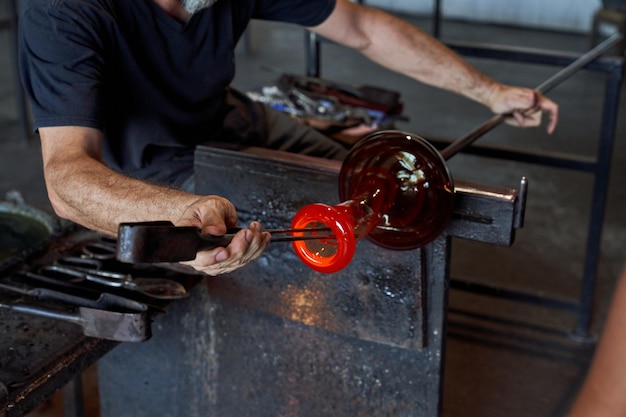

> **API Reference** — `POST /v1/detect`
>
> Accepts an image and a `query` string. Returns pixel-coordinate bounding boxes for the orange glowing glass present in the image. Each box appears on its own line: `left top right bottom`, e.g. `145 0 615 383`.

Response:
291 130 455 274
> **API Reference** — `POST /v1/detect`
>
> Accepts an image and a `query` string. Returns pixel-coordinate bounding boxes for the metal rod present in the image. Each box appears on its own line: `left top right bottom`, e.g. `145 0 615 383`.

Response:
263 227 331 234
218 227 336 244
439 32 623 160
270 235 337 243
268 226 336 243
535 32 624 93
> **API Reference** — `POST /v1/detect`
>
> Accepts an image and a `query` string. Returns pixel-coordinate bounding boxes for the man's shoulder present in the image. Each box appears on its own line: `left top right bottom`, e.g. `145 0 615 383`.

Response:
20 0 122 33
22 0 115 6
21 0 116 14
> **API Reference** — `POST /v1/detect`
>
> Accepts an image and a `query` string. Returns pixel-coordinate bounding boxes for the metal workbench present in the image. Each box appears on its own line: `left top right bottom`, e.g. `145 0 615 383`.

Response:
96 144 526 417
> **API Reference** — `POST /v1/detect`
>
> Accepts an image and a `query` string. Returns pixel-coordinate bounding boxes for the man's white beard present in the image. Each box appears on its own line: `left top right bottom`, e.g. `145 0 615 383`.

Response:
180 0 218 14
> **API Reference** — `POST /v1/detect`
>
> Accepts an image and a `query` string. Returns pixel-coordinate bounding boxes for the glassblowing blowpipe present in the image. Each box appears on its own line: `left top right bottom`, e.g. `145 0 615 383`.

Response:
289 33 625 273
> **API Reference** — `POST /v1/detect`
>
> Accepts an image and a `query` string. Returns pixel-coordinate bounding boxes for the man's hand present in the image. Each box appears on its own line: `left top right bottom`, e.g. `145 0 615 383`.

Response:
176 195 271 276
484 85 559 134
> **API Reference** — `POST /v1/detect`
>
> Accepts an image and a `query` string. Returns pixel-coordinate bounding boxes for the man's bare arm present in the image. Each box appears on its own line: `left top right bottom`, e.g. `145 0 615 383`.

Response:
39 126 269 275
40 126 201 236
310 0 558 133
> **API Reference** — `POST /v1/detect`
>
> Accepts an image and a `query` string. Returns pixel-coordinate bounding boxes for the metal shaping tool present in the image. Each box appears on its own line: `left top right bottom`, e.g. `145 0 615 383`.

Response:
0 298 150 342
41 260 189 300
116 221 334 263
0 278 149 312
16 270 152 311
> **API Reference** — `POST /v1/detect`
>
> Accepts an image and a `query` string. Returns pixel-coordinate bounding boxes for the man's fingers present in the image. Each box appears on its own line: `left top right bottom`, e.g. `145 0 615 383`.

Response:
506 108 540 128
537 94 559 134
491 86 559 134
182 223 270 276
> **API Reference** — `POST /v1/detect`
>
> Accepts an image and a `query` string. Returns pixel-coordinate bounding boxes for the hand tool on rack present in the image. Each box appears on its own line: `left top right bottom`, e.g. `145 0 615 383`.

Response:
116 220 335 263
15 270 151 311
79 238 119 260
0 277 149 312
42 256 189 300
0 294 150 342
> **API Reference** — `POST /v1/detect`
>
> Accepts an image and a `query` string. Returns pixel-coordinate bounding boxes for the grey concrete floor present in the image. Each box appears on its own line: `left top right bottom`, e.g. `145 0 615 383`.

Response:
1 11 625 417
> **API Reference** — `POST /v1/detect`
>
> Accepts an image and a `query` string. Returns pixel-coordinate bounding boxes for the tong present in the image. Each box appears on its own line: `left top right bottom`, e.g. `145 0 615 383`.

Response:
116 221 336 264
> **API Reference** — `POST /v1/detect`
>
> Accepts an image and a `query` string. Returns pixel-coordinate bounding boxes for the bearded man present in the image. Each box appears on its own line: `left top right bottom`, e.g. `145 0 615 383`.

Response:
18 0 558 275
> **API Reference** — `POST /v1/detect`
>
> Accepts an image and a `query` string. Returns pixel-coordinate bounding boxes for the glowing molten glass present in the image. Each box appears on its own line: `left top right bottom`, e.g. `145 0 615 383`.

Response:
291 130 454 273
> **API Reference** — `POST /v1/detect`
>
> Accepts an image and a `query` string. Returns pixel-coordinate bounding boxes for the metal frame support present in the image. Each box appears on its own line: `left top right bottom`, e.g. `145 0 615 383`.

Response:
576 60 623 336
433 0 442 38
62 376 85 417
2 0 32 142
442 42 624 339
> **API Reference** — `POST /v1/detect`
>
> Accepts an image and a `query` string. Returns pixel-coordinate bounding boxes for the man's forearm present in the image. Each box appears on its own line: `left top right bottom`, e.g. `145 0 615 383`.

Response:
44 151 198 236
363 13 496 103
38 125 267 276
40 126 201 236
313 2 499 108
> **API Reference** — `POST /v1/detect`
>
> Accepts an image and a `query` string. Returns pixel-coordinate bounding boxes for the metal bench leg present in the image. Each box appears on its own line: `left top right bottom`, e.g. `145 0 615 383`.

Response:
62 376 85 417
7 0 32 142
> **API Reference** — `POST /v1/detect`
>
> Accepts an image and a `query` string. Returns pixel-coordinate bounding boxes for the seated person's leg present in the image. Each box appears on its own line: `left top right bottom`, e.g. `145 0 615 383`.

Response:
262 105 349 161
221 88 348 161
568 265 626 417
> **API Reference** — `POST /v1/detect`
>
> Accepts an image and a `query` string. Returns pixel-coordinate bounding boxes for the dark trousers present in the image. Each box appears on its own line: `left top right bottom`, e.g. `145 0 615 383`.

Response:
181 88 348 192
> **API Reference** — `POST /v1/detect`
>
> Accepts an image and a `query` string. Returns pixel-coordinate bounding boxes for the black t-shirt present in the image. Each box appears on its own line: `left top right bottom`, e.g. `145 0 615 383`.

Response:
19 0 335 185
